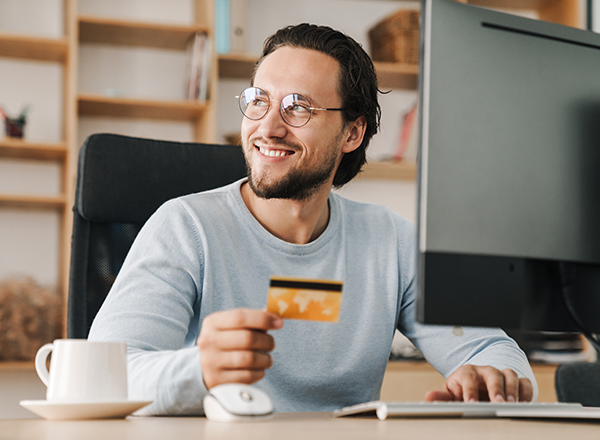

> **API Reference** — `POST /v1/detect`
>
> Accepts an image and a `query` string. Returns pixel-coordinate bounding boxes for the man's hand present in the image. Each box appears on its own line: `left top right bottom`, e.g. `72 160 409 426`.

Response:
197 308 283 389
425 365 534 403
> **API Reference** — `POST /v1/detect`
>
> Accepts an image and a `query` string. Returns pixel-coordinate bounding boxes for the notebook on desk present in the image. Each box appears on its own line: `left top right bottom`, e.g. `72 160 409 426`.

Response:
333 401 600 420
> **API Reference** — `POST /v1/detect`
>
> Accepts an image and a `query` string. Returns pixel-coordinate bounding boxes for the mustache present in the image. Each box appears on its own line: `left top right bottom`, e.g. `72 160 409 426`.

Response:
247 136 301 152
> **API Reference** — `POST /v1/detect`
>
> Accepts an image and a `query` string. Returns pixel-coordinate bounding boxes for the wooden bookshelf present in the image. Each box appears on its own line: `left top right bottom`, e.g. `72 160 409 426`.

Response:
78 16 208 51
360 160 417 181
218 54 420 91
375 62 419 90
0 140 68 161
468 0 580 28
218 53 259 79
0 0 76 359
0 32 69 63
77 93 208 121
0 361 35 372
76 1 216 144
0 194 66 210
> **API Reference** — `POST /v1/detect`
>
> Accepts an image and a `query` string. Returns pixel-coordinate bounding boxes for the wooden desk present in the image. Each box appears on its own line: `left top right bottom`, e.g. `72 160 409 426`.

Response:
1 412 599 440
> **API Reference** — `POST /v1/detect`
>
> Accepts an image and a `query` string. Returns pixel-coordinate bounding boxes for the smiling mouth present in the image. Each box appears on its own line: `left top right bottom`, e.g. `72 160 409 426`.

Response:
257 146 294 157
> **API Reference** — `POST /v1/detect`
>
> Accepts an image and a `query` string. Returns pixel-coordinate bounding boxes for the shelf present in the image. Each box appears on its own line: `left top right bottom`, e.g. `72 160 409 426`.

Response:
0 193 66 210
0 361 35 371
359 160 417 181
215 0 580 84
218 54 419 90
218 53 259 79
79 16 208 50
375 62 419 90
78 93 207 121
465 0 581 28
0 31 69 63
469 0 564 10
0 139 67 161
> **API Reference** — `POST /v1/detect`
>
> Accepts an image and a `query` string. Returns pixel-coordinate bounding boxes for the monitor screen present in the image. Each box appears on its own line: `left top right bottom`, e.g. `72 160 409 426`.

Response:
417 0 600 334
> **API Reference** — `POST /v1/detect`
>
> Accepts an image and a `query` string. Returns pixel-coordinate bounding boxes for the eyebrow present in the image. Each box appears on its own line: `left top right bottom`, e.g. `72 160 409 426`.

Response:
251 85 339 109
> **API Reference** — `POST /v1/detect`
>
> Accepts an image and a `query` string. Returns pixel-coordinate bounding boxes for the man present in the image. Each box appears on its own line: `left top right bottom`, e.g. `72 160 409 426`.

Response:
89 24 536 415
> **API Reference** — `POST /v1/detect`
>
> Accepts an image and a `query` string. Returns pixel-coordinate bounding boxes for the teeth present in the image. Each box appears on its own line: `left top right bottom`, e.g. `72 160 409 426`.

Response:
259 147 290 157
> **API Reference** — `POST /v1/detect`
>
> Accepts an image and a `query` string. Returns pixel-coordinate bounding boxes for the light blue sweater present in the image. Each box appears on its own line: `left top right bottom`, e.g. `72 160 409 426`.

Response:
89 179 537 415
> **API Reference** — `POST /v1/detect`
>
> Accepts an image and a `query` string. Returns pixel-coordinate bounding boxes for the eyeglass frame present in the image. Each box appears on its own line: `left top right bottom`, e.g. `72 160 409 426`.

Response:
236 86 345 128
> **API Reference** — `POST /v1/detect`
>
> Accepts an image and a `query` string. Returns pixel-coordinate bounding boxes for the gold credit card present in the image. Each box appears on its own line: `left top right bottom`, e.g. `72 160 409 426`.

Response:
266 276 343 322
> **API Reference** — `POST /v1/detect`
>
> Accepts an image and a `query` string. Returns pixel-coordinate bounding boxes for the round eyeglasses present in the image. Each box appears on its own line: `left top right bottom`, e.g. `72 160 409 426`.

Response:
236 87 344 128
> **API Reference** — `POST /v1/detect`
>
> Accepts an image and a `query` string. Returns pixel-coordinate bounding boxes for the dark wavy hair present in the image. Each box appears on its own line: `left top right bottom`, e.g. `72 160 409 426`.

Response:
251 23 381 187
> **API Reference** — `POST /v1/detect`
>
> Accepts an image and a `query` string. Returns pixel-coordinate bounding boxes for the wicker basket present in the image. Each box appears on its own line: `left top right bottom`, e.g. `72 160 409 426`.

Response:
368 10 420 65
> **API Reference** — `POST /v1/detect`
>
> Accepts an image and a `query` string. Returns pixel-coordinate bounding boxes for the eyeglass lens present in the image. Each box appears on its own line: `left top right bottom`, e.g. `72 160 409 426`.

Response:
238 87 313 127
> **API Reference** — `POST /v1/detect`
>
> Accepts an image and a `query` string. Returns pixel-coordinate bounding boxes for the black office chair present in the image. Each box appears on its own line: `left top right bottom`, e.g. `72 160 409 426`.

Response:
555 361 600 407
67 133 247 338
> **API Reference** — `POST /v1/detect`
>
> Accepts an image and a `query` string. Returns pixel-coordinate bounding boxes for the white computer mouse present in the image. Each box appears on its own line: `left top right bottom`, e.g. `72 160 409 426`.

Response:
203 383 274 422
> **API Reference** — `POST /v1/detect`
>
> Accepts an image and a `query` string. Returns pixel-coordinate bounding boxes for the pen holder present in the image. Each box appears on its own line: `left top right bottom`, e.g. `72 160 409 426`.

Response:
4 117 25 139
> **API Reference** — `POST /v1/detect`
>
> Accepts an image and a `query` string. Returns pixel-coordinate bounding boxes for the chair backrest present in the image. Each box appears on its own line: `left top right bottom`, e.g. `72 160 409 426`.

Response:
555 361 600 407
67 133 247 338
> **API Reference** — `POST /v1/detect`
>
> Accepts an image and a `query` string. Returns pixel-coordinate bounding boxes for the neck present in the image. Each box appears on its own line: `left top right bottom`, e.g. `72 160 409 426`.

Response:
240 181 331 244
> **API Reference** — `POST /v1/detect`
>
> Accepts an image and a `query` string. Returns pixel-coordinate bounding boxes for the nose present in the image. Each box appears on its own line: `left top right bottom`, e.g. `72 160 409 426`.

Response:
256 102 289 140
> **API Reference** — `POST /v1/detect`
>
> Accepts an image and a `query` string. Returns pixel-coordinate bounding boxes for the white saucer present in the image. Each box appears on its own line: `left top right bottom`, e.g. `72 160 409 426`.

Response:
19 399 152 420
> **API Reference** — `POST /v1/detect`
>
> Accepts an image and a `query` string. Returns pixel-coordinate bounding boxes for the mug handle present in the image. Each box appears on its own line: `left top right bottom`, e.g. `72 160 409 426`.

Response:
35 343 54 387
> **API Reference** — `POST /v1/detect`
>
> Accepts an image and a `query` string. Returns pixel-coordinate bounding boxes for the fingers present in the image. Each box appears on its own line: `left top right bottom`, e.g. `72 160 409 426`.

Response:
208 368 267 385
207 308 283 331
216 328 277 351
426 365 532 403
501 368 519 402
197 308 283 389
210 350 273 375
424 367 481 402
476 366 508 402
518 378 534 402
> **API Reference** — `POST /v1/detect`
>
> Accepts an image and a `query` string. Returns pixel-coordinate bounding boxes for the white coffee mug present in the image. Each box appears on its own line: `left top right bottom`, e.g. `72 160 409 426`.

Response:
35 339 128 403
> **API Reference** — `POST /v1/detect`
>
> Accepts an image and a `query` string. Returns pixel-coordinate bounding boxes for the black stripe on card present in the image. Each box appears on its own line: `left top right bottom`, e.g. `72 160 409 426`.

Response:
269 279 343 292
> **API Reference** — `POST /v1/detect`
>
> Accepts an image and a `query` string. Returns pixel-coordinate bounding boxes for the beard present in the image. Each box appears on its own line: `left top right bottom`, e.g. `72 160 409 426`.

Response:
245 133 342 201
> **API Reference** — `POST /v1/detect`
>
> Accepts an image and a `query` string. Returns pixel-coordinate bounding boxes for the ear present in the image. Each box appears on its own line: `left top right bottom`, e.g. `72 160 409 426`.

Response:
341 116 367 154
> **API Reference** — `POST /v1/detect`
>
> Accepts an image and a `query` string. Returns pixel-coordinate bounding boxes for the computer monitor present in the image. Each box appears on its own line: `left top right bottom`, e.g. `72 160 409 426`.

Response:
416 0 600 337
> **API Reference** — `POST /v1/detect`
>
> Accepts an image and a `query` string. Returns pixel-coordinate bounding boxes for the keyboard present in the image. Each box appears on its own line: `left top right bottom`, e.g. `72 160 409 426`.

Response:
333 400 600 420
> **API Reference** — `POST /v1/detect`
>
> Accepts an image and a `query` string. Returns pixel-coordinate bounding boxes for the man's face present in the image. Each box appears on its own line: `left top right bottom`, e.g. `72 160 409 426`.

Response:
241 46 350 201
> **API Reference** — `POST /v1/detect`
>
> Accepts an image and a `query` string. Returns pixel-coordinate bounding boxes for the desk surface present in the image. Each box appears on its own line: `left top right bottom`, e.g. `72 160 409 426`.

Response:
1 412 599 440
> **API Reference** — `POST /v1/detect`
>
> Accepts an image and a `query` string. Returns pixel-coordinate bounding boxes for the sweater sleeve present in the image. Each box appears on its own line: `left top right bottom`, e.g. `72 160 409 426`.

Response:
88 199 208 415
394 218 539 401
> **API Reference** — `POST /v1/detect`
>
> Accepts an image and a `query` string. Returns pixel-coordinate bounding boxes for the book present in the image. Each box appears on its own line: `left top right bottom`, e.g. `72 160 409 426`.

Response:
185 32 204 100
198 35 212 103
215 0 231 54
393 102 418 161
185 32 211 102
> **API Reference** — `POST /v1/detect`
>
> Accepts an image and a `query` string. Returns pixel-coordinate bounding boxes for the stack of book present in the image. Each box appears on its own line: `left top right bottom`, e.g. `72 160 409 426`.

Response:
186 32 212 102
